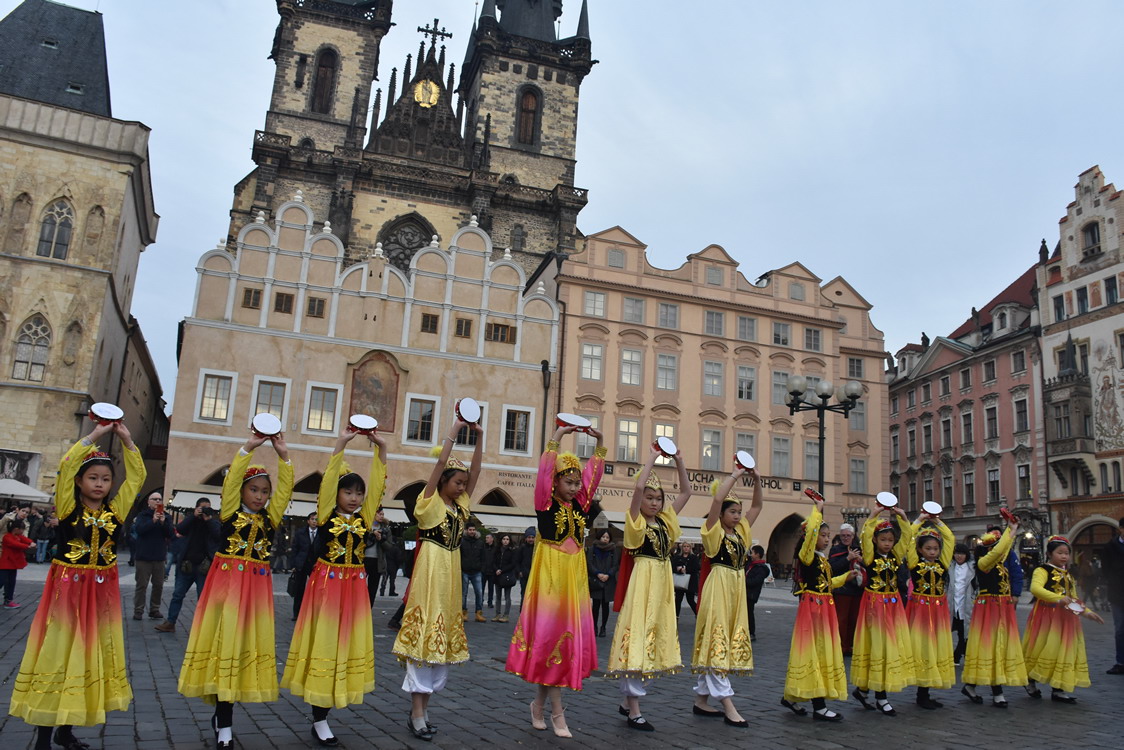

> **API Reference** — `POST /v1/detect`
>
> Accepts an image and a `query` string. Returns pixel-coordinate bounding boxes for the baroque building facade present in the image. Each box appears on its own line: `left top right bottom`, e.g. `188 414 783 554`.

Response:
0 0 166 496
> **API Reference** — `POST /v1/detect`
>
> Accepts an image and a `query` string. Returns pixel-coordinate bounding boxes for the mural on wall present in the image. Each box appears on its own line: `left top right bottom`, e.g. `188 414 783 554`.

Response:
349 352 399 433
1092 341 1124 450
0 449 40 486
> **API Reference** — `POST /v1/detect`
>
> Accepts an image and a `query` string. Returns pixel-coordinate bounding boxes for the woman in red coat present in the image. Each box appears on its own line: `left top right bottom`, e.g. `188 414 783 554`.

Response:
1 518 34 607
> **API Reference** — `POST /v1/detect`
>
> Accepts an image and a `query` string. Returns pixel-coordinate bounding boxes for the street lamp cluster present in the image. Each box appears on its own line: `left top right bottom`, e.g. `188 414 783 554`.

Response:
785 374 864 495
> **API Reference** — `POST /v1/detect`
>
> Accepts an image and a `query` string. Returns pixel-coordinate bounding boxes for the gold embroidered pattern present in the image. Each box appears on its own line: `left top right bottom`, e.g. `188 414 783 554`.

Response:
706 622 729 664
511 623 531 653
326 515 368 563
550 501 586 544
223 511 272 561
645 625 660 662
397 606 425 649
447 620 468 657
865 555 900 593
913 560 946 595
547 632 574 666
425 612 449 655
795 555 834 595
731 626 753 665
616 628 632 665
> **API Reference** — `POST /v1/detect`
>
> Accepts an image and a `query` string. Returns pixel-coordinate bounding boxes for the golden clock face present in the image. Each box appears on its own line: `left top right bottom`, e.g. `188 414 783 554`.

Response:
414 80 439 108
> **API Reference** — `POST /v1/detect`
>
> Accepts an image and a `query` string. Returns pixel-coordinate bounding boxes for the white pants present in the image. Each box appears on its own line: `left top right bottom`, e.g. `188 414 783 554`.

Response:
694 673 734 700
402 662 449 695
619 677 651 697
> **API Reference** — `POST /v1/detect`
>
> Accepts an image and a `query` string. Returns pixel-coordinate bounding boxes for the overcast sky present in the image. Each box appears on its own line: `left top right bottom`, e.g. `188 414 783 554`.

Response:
5 0 1122 411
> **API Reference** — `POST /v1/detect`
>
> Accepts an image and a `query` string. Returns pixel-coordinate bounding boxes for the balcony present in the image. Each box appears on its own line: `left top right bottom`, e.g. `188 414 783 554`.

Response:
1047 436 1095 456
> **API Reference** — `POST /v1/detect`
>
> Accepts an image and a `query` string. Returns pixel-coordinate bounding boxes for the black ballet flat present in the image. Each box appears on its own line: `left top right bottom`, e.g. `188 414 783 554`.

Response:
812 710 844 722
627 715 655 732
724 716 748 728
851 688 875 710
992 697 1008 709
916 696 940 710
312 725 339 747
1051 692 1077 704
618 705 629 717
52 729 91 750
1025 685 1042 699
960 686 983 704
406 713 434 741
878 702 897 716
693 704 723 717
780 699 808 716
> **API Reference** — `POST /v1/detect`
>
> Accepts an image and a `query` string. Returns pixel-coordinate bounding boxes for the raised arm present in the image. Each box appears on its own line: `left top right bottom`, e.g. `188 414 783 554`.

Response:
742 468 764 527
425 420 465 498
536 425 573 511
798 500 824 566
109 422 146 522
267 433 293 528
465 423 484 498
937 518 954 569
670 450 692 515
977 526 1016 572
1028 566 1066 604
891 507 913 560
631 447 661 519
575 427 605 512
360 432 388 528
860 509 881 566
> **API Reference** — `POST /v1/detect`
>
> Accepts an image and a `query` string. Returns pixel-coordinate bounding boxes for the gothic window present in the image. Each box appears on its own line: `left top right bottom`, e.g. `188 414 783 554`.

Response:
12 315 51 381
377 215 437 275
517 88 540 145
297 138 315 149
310 48 338 115
37 200 74 259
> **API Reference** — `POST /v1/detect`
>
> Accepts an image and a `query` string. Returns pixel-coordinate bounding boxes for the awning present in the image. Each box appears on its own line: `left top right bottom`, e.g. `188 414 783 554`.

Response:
0 477 51 503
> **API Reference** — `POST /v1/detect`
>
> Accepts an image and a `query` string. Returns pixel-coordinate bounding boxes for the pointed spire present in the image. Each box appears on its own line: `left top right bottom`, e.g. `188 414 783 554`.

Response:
576 0 591 40
387 67 397 105
403 54 412 86
481 0 497 20
446 63 456 95
438 44 446 68
370 88 382 131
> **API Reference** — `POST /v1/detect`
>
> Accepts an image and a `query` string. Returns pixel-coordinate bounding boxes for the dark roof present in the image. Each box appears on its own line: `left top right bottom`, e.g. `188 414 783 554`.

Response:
496 0 562 42
948 263 1037 339
0 0 111 117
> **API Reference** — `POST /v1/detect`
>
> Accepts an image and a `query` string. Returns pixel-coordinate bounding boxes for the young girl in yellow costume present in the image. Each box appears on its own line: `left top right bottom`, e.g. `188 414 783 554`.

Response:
605 444 689 732
781 492 856 722
960 517 1027 707
1022 536 1104 704
178 431 292 749
282 425 387 746
9 420 145 750
851 500 915 716
905 511 955 709
689 465 763 728
506 422 605 738
393 417 482 742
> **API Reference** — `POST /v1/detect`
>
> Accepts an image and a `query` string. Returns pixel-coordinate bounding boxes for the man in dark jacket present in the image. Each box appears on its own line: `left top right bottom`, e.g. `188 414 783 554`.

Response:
482 532 497 609
518 527 536 605
829 523 862 654
1103 517 1124 675
156 498 221 632
133 490 173 620
745 545 769 640
289 512 319 619
461 523 486 622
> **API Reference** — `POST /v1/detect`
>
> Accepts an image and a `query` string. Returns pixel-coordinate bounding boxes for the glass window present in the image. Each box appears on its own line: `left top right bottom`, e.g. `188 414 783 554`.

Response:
1011 350 1026 373
656 354 678 390
943 475 953 504
580 343 603 380
907 428 916 456
484 322 515 343
963 471 975 507
11 315 50 382
36 200 74 259
307 297 326 318
307 386 338 432
850 459 867 494
735 432 755 456
1053 295 1066 323
772 436 791 477
737 316 756 341
607 248 625 268
199 374 232 421
960 368 971 389
985 406 998 439
658 303 679 329
922 383 931 403
804 328 822 352
771 370 790 405
804 440 820 480
420 313 439 334
575 415 602 459
406 399 435 442
455 403 484 445
983 360 996 382
850 400 866 430
1053 403 1071 438
907 390 916 408
242 288 261 309
941 417 952 447
848 357 864 379
1076 287 1088 314
705 310 725 336
706 266 723 285
622 297 644 324
922 423 933 453
254 381 285 419
503 409 531 453
940 375 950 396
620 349 642 386
789 282 805 301
891 396 899 414
987 468 1000 504
772 322 790 346
1017 464 1031 499
923 478 933 503
584 291 606 317
891 433 899 461
1015 399 1028 432
455 318 472 338
962 412 973 443
1106 276 1118 305
703 361 723 396
701 429 723 470
1083 222 1101 249
274 292 294 314
736 366 756 401
620 416 638 463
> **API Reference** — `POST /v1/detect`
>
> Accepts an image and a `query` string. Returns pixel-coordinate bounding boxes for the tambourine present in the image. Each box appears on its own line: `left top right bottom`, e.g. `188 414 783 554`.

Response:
89 402 124 425
804 487 826 503
922 501 943 516
250 413 282 437
455 397 482 424
999 507 1019 525
348 414 378 436
734 450 756 471
876 491 899 508
555 412 593 432
653 436 678 457
1066 601 1085 614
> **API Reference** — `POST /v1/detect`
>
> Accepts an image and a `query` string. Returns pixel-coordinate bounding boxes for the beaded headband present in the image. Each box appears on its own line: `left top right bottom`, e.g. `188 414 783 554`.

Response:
80 451 112 468
873 519 894 534
646 472 662 491
429 445 468 472
555 452 581 475
1047 535 1070 546
242 465 269 484
917 528 941 541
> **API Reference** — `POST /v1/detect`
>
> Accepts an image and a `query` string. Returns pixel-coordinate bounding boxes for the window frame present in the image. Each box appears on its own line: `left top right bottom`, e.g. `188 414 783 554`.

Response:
500 404 536 457
656 353 678 390
580 343 604 381
804 327 822 352
249 375 291 426
704 310 725 337
736 365 756 401
583 290 607 317
616 417 641 463
772 322 791 347
737 315 757 342
703 360 724 397
193 368 238 426
274 291 294 314
420 312 440 334
622 297 645 324
302 381 343 436
620 348 642 386
658 302 679 329
402 393 442 446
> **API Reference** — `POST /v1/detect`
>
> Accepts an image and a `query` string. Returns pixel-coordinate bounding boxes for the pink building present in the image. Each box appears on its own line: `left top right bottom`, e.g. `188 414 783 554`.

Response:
887 264 1048 553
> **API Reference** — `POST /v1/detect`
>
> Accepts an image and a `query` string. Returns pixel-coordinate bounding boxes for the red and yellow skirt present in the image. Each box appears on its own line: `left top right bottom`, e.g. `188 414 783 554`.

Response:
783 592 846 702
962 594 1027 686
281 561 375 708
1022 601 1089 693
906 593 954 688
178 554 277 704
505 538 598 689
8 561 130 726
850 590 915 692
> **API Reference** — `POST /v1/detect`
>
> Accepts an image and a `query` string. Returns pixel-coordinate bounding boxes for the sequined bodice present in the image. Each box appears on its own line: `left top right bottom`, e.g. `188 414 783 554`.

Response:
911 560 948 596
709 532 749 571
54 505 119 568
1038 565 1076 598
864 553 902 593
418 503 467 550
536 497 590 546
220 511 275 562
632 517 673 561
795 554 834 595
318 512 368 565
977 558 1011 596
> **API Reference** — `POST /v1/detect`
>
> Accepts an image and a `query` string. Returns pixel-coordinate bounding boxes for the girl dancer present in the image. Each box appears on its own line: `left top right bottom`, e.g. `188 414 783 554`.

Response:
905 512 955 709
1023 536 1104 703
960 517 1027 707
851 502 915 716
605 445 690 732
282 426 387 745
178 431 292 749
9 421 145 750
392 418 482 741
690 466 762 727
948 543 975 665
780 491 854 721
505 422 605 738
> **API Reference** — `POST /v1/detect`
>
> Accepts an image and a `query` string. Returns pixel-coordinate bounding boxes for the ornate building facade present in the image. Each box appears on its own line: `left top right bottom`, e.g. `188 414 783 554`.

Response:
0 0 166 496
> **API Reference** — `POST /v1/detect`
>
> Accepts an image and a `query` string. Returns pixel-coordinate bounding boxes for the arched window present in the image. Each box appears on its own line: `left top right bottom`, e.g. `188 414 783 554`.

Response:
997 311 1007 330
297 137 315 149
37 200 74 259
310 48 338 115
1082 222 1100 249
12 314 51 381
517 88 540 145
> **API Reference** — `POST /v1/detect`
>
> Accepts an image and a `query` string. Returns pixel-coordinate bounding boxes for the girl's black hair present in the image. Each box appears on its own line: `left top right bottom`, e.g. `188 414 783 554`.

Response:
6 518 25 532
953 543 970 558
915 532 943 552
1046 538 1071 558
721 499 741 514
437 467 468 492
499 533 512 544
337 472 366 495
76 456 114 479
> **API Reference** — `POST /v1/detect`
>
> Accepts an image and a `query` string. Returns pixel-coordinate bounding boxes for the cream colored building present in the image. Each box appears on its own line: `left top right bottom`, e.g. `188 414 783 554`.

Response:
165 200 558 525
555 227 888 561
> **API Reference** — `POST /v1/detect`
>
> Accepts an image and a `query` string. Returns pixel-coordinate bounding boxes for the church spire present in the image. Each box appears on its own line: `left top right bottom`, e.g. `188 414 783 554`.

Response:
576 0 590 40
495 0 561 42
481 0 497 21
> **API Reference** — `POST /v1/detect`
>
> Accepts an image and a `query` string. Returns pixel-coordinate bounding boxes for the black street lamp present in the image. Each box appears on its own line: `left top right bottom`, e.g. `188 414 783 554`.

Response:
785 375 864 495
